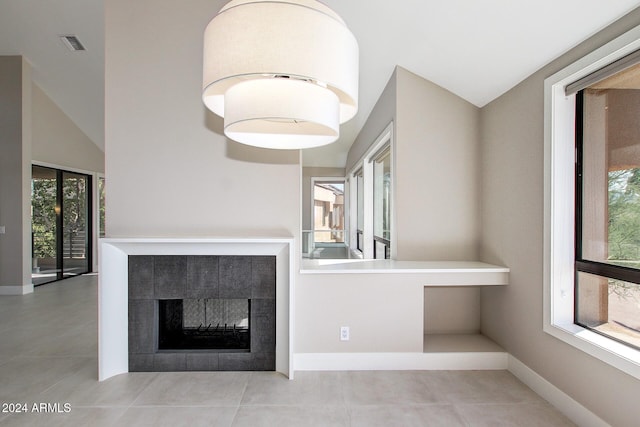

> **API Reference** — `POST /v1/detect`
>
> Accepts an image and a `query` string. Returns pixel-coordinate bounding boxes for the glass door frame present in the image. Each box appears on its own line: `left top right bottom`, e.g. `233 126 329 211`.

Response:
31 163 96 285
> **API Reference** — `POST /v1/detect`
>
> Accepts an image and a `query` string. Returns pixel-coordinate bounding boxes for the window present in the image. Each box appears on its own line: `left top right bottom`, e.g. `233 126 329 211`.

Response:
576 81 640 350
312 180 345 244
355 169 364 252
545 24 640 380
349 123 393 259
373 146 391 259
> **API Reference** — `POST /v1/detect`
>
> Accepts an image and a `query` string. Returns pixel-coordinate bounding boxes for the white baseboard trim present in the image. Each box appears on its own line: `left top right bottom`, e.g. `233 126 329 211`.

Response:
508 355 609 427
0 284 34 295
294 351 508 372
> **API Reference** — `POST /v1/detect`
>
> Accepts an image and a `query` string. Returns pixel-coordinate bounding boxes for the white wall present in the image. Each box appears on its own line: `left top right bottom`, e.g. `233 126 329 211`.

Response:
32 84 104 173
0 56 32 293
480 8 640 427
105 0 300 240
296 273 424 353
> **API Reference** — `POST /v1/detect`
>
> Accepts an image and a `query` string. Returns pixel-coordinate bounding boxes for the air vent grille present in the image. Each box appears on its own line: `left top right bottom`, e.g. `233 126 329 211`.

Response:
60 35 86 51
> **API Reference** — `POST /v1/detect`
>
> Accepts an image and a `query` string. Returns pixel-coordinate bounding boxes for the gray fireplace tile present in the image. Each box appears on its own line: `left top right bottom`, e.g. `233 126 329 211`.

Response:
154 256 187 299
219 352 252 371
129 300 156 354
251 256 276 299
219 256 251 299
154 353 186 371
251 352 276 371
128 256 154 300
186 256 219 299
251 299 276 353
129 354 154 372
186 353 220 371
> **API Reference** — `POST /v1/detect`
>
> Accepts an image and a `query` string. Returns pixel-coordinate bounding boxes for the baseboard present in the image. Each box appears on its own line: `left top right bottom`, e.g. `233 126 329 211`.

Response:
294 351 508 371
508 355 609 427
0 284 34 295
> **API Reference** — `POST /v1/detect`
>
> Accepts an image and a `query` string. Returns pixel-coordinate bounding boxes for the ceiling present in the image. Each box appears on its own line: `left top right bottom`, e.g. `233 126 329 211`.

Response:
1 0 639 168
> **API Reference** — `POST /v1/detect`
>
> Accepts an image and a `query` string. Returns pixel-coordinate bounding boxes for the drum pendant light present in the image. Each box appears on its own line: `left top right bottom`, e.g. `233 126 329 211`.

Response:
202 0 359 149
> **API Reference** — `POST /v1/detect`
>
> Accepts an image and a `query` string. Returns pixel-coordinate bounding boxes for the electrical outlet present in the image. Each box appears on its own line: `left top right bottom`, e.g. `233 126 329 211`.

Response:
340 326 350 341
0 226 5 234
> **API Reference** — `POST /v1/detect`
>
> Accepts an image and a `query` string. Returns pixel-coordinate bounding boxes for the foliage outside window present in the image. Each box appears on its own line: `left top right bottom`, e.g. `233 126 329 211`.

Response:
31 172 57 259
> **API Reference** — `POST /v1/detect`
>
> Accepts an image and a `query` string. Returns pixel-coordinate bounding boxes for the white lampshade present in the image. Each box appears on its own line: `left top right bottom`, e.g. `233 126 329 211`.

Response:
202 0 358 149
225 78 340 149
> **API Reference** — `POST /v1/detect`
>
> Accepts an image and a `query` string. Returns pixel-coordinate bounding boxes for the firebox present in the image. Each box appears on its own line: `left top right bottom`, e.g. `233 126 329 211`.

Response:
128 255 276 372
158 299 250 351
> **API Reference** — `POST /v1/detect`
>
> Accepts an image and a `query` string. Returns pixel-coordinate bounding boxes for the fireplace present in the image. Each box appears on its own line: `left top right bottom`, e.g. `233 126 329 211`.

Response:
128 255 275 372
158 298 250 351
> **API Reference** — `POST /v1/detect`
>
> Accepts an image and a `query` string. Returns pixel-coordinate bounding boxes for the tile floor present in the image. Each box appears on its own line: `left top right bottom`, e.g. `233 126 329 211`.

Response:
0 275 575 426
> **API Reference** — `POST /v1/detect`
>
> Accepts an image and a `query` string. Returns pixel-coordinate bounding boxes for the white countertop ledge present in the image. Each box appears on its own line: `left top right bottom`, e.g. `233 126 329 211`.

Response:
300 259 509 285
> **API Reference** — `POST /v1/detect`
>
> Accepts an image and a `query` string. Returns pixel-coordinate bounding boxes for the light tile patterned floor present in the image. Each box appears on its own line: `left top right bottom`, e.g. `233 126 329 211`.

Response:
0 275 575 426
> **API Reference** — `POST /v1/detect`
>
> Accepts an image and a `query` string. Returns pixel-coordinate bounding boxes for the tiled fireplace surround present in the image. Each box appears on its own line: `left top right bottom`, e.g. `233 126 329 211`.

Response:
128 255 276 372
98 238 293 381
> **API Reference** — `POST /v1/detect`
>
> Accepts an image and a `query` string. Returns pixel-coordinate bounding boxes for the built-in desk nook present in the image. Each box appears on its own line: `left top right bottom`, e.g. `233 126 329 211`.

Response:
296 259 509 371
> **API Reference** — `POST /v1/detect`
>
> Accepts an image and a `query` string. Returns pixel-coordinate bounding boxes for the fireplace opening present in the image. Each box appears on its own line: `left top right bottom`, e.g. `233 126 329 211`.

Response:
158 299 250 351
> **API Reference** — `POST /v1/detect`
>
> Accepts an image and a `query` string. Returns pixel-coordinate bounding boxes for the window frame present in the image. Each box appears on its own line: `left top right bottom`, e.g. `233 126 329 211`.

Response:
574 89 640 350
310 177 346 247
348 122 395 259
544 24 640 380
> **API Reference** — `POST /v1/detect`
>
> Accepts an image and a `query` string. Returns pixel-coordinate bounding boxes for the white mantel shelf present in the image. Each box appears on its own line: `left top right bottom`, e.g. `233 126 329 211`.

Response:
300 259 509 286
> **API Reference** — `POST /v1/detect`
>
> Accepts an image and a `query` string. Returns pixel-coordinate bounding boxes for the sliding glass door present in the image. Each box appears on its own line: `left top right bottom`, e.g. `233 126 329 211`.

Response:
61 171 91 279
31 165 92 285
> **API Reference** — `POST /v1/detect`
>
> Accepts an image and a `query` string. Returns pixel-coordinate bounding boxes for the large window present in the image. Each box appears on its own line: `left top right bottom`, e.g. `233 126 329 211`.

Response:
576 76 640 350
545 26 640 380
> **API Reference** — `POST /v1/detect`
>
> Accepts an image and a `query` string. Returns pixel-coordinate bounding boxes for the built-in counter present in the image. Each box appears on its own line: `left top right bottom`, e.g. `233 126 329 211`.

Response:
301 259 509 286
295 259 510 372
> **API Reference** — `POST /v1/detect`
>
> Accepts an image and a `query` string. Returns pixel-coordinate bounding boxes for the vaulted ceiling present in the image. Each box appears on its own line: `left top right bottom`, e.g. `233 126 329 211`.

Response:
1 0 639 167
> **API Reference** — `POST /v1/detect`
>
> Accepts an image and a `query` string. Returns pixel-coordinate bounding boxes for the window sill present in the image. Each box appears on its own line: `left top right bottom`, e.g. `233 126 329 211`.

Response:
544 322 640 380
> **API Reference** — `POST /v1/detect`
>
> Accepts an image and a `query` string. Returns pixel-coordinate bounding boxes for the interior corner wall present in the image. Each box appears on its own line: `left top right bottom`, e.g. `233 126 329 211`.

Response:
104 0 299 239
394 67 481 335
395 66 480 261
479 8 640 427
32 84 104 173
0 56 32 293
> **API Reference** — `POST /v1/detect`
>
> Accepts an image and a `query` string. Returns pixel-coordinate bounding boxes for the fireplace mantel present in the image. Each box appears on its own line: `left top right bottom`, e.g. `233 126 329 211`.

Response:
98 237 294 381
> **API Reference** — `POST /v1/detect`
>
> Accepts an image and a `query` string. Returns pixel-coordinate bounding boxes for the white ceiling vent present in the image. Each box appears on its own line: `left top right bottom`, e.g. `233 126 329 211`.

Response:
60 35 86 51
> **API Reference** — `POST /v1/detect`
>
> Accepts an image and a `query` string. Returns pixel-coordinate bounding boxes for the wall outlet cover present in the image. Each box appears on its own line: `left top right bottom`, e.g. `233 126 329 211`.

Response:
340 326 350 341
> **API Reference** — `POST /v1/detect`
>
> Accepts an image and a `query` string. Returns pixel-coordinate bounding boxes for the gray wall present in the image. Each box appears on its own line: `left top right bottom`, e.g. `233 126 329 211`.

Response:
395 66 480 261
32 84 104 173
480 9 640 427
346 68 397 172
0 56 31 292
